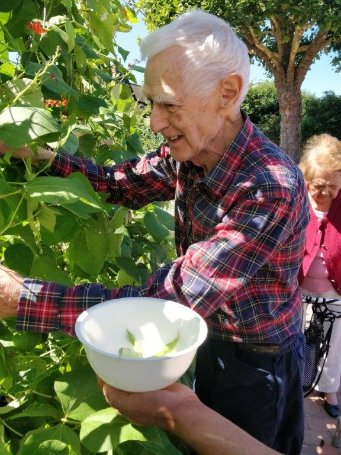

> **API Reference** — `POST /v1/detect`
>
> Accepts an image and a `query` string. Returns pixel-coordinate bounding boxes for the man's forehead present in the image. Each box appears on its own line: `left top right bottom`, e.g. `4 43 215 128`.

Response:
142 47 185 101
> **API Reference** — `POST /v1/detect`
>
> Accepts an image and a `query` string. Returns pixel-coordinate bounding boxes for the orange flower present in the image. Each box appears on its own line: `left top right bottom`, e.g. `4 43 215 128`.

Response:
44 97 69 109
45 99 60 108
27 21 47 35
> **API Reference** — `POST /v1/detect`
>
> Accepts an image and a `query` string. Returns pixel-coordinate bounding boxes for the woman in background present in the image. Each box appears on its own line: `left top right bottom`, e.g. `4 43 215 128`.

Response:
299 133 341 418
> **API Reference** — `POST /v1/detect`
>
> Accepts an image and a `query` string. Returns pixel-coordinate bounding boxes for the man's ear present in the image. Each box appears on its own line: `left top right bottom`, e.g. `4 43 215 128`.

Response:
219 74 243 108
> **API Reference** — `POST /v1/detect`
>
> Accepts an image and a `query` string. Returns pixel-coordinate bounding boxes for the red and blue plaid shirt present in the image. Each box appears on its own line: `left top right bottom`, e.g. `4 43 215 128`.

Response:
18 114 309 342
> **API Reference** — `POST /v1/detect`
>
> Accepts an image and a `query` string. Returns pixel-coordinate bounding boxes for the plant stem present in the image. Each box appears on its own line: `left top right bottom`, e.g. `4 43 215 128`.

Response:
0 418 24 437
31 390 54 399
0 192 26 236
10 47 61 106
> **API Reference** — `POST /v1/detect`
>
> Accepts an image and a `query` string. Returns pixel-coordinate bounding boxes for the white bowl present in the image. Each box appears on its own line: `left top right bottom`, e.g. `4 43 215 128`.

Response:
75 297 208 392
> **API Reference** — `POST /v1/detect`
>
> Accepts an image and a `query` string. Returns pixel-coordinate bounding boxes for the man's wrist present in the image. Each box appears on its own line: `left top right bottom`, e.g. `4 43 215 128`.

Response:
38 145 57 161
170 395 203 436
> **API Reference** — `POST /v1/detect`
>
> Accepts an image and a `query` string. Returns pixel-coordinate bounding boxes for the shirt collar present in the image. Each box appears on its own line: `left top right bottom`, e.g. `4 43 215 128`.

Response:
199 111 255 196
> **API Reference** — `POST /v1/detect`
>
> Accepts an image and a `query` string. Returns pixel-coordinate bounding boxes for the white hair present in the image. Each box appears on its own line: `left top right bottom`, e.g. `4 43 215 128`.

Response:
140 9 250 104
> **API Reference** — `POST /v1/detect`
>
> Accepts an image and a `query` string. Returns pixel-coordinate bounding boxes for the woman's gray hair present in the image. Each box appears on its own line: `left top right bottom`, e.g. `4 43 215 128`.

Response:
140 9 250 105
299 133 341 182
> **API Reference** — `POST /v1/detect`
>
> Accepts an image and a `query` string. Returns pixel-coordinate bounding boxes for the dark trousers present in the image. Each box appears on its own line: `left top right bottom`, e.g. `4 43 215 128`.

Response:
194 332 305 455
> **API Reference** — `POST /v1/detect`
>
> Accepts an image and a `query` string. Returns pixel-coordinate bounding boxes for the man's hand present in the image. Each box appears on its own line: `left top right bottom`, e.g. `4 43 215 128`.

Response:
97 379 199 431
0 265 23 318
0 142 56 161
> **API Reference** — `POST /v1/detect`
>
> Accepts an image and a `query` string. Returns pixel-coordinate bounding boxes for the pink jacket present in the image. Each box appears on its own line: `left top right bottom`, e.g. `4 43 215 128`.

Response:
298 190 341 293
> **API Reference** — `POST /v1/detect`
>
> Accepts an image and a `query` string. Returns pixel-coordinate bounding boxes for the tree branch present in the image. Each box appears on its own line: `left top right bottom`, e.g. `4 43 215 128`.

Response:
295 29 331 86
242 26 281 75
287 24 307 84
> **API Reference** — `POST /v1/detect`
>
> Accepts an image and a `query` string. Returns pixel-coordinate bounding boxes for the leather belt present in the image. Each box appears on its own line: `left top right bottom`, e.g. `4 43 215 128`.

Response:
207 334 297 355
238 343 283 354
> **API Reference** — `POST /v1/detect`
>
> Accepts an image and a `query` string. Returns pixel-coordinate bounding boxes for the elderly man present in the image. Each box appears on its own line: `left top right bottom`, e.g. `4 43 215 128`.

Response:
0 9 308 455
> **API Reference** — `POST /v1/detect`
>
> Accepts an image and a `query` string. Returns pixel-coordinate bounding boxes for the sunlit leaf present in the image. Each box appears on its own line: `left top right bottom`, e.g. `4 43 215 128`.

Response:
80 409 147 453
54 365 108 421
19 424 80 455
26 173 104 210
0 106 61 148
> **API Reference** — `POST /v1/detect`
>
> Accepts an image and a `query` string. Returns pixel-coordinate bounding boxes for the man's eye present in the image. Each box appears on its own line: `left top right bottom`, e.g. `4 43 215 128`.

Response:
165 103 177 111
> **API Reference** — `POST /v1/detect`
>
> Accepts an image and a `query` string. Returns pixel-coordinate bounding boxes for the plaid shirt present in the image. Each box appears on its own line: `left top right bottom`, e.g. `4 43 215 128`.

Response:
18 114 309 342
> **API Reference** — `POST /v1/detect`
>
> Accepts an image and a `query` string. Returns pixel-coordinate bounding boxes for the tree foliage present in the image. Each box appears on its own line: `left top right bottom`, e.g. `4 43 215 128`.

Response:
302 90 341 142
140 0 341 160
242 81 280 144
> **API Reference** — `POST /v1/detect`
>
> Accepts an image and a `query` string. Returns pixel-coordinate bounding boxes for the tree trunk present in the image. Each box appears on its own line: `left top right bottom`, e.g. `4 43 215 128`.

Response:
275 82 302 163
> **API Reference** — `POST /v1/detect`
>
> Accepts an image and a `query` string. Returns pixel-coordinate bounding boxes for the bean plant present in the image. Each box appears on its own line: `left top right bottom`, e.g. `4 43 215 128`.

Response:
0 1 186 453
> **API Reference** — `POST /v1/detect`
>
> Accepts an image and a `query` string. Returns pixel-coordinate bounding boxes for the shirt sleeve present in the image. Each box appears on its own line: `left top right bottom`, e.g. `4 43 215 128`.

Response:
17 187 300 336
50 147 177 208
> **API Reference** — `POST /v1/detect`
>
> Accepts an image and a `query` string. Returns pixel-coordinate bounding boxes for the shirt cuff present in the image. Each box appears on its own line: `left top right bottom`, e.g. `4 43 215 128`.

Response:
16 279 65 334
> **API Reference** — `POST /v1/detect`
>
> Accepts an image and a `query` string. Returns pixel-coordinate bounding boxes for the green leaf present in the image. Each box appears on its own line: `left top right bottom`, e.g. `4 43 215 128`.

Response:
38 206 56 232
126 133 145 155
106 232 124 260
74 44 87 70
19 424 80 455
88 11 116 52
80 409 148 453
31 256 73 285
4 0 35 39
42 66 78 97
68 224 107 275
78 133 96 156
0 396 26 416
117 268 135 286
154 207 174 230
109 206 130 230
7 402 61 420
40 210 79 245
0 423 11 455
4 243 34 276
0 78 44 108
116 439 182 455
144 211 169 242
0 344 10 389
25 173 104 210
54 365 108 421
64 21 76 52
69 94 107 116
63 201 99 218
0 106 61 148
12 331 44 352
0 62 15 78
0 0 22 11
115 256 145 284
59 132 79 155
38 30 66 58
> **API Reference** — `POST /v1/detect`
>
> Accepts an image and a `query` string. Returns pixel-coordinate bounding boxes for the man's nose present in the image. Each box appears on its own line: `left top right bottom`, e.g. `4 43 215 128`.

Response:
150 104 169 133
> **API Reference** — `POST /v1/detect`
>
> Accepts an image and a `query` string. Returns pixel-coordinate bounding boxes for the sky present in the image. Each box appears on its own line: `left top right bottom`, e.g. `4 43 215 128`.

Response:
116 19 341 97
